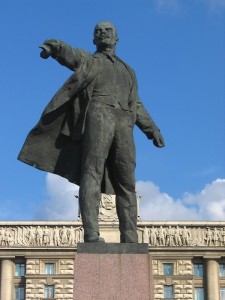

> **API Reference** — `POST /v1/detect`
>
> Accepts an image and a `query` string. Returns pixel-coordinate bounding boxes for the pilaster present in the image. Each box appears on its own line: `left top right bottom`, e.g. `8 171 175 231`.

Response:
205 259 219 300
0 258 14 300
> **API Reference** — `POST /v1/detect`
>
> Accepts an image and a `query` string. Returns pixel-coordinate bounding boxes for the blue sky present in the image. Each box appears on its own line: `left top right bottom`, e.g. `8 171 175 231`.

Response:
1 0 225 221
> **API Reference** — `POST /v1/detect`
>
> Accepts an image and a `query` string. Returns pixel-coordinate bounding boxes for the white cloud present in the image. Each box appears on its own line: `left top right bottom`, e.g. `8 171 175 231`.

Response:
136 181 199 221
36 174 225 221
137 179 225 221
182 179 225 220
35 173 79 220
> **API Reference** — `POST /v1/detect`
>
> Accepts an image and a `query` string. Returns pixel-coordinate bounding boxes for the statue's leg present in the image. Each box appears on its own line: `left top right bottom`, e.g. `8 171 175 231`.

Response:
108 109 138 243
79 103 115 242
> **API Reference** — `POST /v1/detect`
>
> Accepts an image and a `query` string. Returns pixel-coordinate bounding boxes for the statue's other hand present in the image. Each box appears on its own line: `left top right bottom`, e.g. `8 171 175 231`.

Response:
152 130 165 148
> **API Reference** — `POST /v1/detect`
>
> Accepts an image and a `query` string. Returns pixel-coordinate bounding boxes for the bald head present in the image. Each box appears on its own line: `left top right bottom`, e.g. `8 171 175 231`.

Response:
93 21 119 51
94 21 118 35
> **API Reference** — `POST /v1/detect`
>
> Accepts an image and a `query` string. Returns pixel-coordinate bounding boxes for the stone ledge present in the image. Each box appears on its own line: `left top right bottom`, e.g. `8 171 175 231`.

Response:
77 242 149 254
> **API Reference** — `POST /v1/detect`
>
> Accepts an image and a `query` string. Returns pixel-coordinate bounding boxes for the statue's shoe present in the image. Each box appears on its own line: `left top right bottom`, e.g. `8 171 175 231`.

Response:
84 236 105 243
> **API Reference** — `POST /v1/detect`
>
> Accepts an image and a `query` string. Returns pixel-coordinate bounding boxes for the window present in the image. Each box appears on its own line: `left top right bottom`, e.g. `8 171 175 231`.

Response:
164 285 174 299
45 263 55 275
163 263 173 275
15 264 25 277
220 264 225 277
45 285 54 299
194 264 204 277
15 287 25 300
195 287 204 300
220 288 225 300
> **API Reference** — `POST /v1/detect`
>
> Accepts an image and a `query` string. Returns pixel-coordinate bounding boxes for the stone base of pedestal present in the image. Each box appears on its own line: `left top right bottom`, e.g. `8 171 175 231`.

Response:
74 243 153 300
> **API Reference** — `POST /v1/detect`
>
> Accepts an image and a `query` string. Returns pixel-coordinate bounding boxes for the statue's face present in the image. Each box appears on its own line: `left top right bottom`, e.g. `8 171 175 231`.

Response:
93 22 118 49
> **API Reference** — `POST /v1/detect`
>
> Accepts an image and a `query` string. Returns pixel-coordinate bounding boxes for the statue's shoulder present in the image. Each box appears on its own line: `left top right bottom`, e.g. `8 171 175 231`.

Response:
80 49 92 60
80 50 105 68
72 50 95 75
74 49 92 66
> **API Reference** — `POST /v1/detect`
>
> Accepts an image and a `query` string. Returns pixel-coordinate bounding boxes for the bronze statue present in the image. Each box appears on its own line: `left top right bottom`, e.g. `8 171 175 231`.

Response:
18 21 165 243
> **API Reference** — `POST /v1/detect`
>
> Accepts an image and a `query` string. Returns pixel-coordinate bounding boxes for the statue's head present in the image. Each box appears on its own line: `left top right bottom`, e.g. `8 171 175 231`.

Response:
93 21 119 50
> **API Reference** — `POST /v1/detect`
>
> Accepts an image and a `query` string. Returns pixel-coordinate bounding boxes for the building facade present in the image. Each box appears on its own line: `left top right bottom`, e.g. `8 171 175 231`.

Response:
0 220 225 300
0 195 225 300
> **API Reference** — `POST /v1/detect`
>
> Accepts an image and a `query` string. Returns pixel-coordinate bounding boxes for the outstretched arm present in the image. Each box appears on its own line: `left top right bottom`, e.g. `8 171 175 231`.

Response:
39 39 89 71
135 97 165 148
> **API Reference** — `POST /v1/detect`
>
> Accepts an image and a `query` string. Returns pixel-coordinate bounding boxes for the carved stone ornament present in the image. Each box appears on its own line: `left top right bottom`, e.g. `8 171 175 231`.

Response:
1 223 225 248
98 194 118 222
137 224 225 247
0 225 83 247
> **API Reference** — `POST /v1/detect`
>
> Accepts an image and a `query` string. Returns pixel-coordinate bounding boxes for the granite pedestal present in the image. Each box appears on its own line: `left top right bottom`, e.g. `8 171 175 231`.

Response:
73 243 153 300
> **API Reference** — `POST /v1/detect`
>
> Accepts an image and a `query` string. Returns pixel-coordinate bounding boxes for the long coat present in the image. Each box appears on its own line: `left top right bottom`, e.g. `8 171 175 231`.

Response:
18 47 159 194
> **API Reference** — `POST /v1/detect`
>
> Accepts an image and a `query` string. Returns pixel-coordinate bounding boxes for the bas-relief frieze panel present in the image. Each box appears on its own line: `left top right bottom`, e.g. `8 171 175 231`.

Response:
0 223 225 248
137 225 225 247
0 225 84 247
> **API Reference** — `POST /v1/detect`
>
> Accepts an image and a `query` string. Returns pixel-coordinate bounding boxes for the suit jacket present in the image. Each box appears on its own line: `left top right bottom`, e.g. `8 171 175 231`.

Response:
18 43 159 194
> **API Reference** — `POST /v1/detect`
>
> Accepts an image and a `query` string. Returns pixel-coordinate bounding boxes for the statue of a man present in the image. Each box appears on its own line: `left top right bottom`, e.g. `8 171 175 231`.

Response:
18 21 165 243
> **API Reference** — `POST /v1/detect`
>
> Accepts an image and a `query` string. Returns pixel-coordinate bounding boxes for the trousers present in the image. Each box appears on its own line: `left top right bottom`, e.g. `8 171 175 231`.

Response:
79 102 138 242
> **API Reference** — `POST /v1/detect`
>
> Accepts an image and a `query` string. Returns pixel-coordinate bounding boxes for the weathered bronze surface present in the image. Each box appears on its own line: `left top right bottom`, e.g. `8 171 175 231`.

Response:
18 22 165 243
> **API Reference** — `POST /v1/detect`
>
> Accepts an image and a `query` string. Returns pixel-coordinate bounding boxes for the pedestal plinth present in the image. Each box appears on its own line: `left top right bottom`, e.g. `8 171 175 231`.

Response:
74 243 153 300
